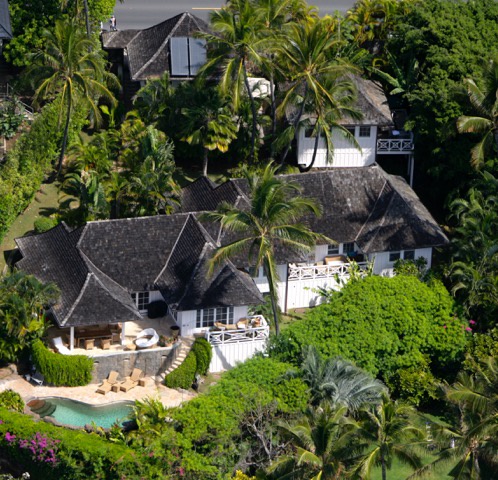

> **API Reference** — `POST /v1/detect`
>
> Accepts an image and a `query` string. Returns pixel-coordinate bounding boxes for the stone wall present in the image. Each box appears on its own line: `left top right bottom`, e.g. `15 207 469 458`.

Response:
91 343 180 383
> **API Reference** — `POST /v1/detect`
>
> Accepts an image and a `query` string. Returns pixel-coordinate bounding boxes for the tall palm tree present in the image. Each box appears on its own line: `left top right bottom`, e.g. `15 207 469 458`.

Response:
352 394 425 480
457 56 498 169
299 346 386 409
197 0 267 162
133 72 173 125
275 17 358 163
270 404 354 479
201 163 328 335
179 84 238 177
28 18 118 175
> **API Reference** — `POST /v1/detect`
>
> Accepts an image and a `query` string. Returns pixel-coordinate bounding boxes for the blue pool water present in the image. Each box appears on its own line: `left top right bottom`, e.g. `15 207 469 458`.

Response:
42 397 133 428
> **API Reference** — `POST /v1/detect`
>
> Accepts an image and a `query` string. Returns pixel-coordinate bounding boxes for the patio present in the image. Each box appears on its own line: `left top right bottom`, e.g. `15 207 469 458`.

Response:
45 315 179 356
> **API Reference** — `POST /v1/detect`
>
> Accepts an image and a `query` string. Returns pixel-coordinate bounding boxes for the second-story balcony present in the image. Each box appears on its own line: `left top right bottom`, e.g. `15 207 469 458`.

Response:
377 130 414 154
288 258 369 281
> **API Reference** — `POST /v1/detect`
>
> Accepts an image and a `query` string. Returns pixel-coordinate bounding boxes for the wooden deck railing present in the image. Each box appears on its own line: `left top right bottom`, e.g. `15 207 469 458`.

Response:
288 262 368 281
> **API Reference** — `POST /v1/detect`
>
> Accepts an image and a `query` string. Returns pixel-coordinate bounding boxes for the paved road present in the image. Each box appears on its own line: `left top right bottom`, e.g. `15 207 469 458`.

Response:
113 0 356 30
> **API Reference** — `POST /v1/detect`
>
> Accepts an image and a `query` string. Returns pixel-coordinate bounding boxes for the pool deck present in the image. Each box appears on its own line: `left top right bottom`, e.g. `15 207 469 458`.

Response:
0 368 196 407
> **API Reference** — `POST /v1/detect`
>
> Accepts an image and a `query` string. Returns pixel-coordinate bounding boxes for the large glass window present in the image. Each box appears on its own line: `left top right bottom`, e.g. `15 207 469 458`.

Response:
342 242 356 255
196 307 234 328
327 243 339 255
389 252 401 262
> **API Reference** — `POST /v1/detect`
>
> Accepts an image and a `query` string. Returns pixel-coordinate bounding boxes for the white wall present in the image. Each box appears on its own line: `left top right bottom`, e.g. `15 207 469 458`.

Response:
286 276 341 310
177 306 249 337
209 339 267 373
297 126 377 168
372 248 432 277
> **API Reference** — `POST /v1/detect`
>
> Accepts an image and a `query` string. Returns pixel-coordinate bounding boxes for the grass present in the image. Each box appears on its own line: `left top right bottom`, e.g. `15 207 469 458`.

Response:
0 182 63 273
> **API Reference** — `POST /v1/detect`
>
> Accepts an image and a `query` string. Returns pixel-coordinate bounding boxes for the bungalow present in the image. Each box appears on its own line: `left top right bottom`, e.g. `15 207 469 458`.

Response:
296 76 415 185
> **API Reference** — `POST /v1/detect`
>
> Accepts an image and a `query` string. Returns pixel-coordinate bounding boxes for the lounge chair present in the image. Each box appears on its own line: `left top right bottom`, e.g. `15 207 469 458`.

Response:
135 328 159 349
25 371 44 386
53 336 71 355
120 368 142 392
96 371 120 395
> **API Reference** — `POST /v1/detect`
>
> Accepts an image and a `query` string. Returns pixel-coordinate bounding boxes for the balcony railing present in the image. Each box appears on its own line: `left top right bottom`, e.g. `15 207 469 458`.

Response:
205 315 269 345
377 138 413 154
288 262 368 281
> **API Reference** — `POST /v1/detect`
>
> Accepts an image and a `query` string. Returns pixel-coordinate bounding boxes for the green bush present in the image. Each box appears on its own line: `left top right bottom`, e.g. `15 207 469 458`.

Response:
0 390 24 413
463 327 498 373
31 339 93 387
164 349 197 389
270 276 467 386
0 408 153 479
191 337 212 375
33 217 57 233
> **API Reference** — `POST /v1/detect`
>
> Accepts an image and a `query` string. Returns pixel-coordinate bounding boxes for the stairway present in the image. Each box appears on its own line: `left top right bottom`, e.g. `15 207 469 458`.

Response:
157 337 194 384
28 399 56 418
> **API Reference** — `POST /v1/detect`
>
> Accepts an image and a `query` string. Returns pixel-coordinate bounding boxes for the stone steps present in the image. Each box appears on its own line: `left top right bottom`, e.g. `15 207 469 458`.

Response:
157 339 194 383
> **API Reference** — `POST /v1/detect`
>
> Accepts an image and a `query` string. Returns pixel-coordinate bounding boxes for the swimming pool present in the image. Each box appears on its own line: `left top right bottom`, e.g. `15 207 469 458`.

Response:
31 397 133 429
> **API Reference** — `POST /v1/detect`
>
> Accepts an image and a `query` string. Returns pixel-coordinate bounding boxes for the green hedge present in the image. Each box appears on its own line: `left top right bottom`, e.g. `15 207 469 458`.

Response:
164 338 213 389
191 337 212 375
0 408 152 479
164 349 197 389
31 339 93 387
0 98 87 244
0 390 24 413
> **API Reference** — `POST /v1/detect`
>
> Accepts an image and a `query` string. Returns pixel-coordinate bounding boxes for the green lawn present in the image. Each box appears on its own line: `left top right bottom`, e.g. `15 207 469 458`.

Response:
0 182 62 272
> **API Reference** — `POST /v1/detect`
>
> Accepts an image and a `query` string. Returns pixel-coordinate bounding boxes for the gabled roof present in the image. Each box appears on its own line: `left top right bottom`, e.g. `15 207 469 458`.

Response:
15 214 263 328
178 166 448 262
0 0 12 40
101 12 209 81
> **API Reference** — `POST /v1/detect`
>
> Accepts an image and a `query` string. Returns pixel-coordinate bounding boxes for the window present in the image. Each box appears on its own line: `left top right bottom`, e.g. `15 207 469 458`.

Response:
131 291 150 311
359 126 371 137
389 252 401 262
346 127 355 137
403 250 415 261
327 244 339 255
305 127 314 138
196 307 234 328
342 242 356 255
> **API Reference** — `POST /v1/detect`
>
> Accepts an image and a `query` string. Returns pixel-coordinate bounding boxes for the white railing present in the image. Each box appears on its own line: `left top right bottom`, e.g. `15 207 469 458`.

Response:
205 315 269 345
288 262 368 281
377 138 413 153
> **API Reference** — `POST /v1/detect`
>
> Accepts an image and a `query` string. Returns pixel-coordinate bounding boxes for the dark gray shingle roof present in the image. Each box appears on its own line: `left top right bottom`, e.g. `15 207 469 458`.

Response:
102 12 209 81
0 0 12 40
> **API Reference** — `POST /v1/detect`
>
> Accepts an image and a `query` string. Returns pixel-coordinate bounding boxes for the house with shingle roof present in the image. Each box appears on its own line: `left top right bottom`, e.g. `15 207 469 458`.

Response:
101 12 209 107
179 166 448 311
15 214 263 351
0 0 11 43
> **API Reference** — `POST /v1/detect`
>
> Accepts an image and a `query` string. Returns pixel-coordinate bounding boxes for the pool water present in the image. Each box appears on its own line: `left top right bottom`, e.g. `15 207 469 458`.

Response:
40 397 133 428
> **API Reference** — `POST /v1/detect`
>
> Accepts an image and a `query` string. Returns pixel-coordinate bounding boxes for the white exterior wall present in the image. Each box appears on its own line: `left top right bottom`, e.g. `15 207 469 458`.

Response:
176 306 249 337
209 340 267 373
286 276 341 310
372 248 432 277
149 291 164 303
297 126 378 168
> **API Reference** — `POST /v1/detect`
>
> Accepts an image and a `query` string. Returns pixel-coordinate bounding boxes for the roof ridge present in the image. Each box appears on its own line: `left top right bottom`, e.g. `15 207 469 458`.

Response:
61 273 92 326
133 12 187 80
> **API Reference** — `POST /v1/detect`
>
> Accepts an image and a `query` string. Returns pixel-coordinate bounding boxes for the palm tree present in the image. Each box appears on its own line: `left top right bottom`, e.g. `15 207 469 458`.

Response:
201 163 328 335
299 346 386 409
411 360 498 479
179 84 238 176
133 72 173 125
457 56 498 169
270 404 353 479
275 17 358 163
197 0 267 162
28 18 118 175
352 394 425 480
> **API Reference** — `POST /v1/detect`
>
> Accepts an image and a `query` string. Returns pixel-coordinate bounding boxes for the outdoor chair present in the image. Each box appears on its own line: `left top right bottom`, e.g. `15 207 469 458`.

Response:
135 328 159 349
120 368 142 392
101 338 111 350
25 371 44 386
96 371 120 395
84 339 95 350
53 336 71 355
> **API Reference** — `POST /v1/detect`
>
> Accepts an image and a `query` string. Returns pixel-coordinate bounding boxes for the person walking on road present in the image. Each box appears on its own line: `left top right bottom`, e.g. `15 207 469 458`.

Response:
110 15 117 31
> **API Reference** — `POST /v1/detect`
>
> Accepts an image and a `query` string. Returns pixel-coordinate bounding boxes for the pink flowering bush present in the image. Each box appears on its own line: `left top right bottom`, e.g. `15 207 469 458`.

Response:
5 430 59 466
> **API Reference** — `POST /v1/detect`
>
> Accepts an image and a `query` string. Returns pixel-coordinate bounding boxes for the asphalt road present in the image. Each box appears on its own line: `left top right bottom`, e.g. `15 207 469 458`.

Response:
112 0 356 30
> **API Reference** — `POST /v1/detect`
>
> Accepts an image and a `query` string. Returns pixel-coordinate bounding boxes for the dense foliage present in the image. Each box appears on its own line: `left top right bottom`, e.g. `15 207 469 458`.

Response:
31 340 93 387
190 337 213 376
270 276 467 386
0 390 24 413
0 408 151 479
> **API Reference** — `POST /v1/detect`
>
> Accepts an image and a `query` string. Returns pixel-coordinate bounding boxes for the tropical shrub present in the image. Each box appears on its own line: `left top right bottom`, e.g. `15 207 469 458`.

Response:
33 216 57 233
31 339 93 386
463 326 498 373
270 276 467 387
0 390 24 413
164 349 197 389
191 337 212 375
0 408 152 479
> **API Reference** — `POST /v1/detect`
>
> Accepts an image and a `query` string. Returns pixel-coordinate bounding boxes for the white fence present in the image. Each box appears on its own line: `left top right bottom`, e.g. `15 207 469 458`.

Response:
377 138 413 154
288 262 368 281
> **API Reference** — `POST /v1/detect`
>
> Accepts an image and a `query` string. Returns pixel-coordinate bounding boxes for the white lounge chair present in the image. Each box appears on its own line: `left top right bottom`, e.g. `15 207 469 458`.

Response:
53 337 71 355
135 328 159 349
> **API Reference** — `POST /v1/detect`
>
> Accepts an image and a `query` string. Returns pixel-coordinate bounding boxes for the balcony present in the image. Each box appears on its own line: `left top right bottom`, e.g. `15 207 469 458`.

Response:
288 261 369 281
377 132 414 154
204 315 269 345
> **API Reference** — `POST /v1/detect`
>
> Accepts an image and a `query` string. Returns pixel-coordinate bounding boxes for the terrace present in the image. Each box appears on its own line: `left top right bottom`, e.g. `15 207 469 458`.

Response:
288 255 369 281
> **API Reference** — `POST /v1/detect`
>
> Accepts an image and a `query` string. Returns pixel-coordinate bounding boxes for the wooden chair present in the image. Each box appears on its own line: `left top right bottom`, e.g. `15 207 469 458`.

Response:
101 338 111 350
96 371 120 395
84 339 95 350
120 368 142 392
